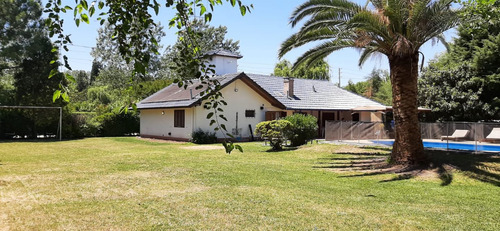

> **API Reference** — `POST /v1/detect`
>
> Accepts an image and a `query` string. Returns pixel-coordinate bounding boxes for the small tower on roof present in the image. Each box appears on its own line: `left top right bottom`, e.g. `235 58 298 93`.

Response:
205 50 243 75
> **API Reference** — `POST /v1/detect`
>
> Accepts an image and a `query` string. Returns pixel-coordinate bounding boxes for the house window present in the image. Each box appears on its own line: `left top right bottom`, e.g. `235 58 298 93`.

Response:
265 111 287 121
245 110 255 118
174 110 185 128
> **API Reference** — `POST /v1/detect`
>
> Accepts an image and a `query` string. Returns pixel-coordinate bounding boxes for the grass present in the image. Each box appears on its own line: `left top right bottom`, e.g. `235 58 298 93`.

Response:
0 137 499 230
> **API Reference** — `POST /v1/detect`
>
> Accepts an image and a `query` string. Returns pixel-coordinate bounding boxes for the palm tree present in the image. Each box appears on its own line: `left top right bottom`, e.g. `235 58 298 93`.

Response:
279 0 459 165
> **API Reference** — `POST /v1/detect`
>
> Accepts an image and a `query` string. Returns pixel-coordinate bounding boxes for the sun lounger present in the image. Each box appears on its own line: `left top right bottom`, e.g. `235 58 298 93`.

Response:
481 128 500 143
441 129 469 141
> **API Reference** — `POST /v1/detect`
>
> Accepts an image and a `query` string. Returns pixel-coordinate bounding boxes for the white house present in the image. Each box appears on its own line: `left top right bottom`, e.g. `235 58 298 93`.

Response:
137 50 387 141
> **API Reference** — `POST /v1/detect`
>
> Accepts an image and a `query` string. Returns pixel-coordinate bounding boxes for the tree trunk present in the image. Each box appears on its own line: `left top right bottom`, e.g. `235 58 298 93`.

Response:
389 53 428 166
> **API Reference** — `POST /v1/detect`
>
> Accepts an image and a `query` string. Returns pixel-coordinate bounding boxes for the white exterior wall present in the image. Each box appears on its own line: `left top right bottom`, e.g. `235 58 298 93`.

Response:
194 79 282 139
140 108 194 140
207 56 238 75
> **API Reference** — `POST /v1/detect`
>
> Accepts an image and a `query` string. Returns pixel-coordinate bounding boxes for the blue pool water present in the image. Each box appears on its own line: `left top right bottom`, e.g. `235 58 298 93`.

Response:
372 140 500 152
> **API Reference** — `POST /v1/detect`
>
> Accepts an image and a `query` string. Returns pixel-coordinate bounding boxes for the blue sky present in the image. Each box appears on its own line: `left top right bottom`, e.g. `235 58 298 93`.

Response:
58 0 455 86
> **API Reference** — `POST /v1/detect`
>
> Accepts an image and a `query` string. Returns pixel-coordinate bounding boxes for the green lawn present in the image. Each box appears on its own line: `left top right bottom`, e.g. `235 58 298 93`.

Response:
0 137 499 230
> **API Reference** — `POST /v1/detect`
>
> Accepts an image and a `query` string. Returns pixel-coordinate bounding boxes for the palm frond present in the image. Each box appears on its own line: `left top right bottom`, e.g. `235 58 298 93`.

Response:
279 28 347 58
290 0 362 27
299 11 349 34
435 33 450 51
358 45 380 66
410 0 458 50
292 40 354 69
281 0 460 67
347 10 392 43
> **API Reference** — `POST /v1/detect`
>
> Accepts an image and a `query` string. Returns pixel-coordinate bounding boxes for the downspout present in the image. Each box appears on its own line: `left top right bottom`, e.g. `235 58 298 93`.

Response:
192 106 196 136
191 90 196 137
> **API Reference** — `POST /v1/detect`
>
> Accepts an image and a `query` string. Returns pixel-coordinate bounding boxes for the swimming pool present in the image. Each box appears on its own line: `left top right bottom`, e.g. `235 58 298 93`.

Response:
372 140 500 152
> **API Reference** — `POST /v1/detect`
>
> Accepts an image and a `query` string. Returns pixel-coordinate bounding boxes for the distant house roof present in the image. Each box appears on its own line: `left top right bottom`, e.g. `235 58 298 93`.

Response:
136 72 386 110
205 50 243 59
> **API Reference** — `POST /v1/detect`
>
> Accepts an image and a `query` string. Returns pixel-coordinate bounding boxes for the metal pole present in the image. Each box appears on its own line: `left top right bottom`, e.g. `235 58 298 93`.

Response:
59 107 62 141
350 121 353 140
340 120 343 142
474 122 478 153
338 68 341 87
357 122 360 144
446 122 449 150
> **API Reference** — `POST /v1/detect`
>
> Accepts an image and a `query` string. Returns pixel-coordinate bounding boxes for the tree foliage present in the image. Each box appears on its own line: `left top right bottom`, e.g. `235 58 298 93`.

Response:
419 0 500 121
90 60 102 84
273 59 330 80
91 22 165 79
163 18 240 79
0 0 43 70
345 69 392 105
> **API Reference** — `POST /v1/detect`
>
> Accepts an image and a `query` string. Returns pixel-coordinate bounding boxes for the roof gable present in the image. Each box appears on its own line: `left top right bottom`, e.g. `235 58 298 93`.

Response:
137 73 285 109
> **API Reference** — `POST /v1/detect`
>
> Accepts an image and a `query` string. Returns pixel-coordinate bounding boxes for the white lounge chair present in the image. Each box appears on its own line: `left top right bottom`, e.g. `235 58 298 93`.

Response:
441 129 469 141
482 128 500 143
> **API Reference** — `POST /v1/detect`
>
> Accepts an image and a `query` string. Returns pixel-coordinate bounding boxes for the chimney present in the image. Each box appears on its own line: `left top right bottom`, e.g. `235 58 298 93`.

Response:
205 50 243 75
284 78 294 98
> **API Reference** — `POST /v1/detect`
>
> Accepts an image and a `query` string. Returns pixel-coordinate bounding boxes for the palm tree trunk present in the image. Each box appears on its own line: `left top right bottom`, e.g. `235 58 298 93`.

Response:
389 53 428 166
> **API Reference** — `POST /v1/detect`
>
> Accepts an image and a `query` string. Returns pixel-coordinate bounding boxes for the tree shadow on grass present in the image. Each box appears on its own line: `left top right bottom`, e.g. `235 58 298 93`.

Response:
360 146 392 152
429 150 500 186
265 146 298 152
315 149 500 187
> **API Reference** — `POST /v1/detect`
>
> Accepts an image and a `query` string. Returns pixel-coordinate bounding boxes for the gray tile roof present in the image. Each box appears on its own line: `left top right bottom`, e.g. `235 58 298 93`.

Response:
137 72 385 110
205 50 242 59
245 73 385 110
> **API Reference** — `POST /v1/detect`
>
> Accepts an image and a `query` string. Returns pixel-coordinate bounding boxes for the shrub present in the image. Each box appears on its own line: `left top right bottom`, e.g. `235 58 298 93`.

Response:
191 129 218 144
98 111 139 136
255 120 292 150
62 110 84 139
284 114 318 146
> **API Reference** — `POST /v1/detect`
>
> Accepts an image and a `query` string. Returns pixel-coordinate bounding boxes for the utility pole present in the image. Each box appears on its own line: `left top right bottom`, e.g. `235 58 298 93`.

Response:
338 68 341 87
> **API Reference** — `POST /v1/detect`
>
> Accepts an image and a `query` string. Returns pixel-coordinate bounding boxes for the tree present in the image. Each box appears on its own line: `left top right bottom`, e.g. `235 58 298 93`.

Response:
0 0 43 71
90 60 102 84
14 35 65 105
419 65 488 121
345 69 392 105
91 22 165 79
163 18 241 79
273 59 330 80
71 70 90 92
279 0 459 165
418 0 500 121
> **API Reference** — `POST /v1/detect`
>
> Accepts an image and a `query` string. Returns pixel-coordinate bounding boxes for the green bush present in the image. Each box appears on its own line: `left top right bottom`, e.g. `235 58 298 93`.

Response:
191 129 218 144
98 111 139 136
284 114 318 146
62 110 84 139
255 120 292 150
